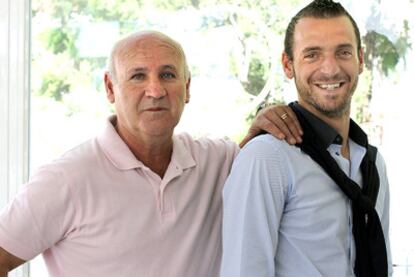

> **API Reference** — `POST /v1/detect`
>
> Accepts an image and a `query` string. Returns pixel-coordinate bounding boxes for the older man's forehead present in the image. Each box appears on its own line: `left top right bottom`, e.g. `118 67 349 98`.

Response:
125 64 179 77
118 39 183 67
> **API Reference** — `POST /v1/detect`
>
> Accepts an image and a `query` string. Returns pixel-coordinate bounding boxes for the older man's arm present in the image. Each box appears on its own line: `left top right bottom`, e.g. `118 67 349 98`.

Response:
0 247 25 277
240 104 303 148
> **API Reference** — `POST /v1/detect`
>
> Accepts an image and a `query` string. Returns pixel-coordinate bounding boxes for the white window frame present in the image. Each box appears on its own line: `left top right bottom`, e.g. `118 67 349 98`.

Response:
0 0 31 276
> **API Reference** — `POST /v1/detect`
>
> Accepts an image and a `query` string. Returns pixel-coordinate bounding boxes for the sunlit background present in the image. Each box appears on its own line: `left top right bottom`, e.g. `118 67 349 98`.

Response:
8 0 414 275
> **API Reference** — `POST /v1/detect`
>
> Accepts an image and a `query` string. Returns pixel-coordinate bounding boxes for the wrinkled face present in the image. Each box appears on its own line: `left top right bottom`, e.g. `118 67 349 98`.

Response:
282 16 363 119
105 35 190 138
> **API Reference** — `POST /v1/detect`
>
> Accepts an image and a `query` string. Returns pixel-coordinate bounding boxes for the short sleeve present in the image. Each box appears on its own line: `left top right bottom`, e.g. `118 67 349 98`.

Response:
0 165 77 260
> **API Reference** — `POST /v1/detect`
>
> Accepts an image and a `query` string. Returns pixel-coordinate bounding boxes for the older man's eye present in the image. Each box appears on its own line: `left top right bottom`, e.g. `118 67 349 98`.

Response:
131 73 145 80
161 72 176 79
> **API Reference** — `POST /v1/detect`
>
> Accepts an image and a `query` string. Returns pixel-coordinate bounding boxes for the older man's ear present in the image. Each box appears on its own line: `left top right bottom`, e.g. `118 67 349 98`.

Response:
104 72 115 104
185 77 191 104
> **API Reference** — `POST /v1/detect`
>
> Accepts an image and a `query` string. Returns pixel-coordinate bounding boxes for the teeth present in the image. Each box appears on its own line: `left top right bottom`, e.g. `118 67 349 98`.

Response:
318 83 340 90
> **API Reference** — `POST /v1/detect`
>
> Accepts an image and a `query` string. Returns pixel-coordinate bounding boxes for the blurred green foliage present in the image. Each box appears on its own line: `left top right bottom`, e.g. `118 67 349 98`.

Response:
32 0 411 127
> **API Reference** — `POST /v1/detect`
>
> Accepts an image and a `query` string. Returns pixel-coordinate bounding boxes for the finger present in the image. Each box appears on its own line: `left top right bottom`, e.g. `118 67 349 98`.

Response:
261 107 298 144
284 108 303 136
261 112 297 145
278 109 303 143
266 106 302 143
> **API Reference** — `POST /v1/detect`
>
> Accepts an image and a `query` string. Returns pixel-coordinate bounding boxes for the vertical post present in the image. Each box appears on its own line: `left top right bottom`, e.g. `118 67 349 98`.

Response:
0 0 31 276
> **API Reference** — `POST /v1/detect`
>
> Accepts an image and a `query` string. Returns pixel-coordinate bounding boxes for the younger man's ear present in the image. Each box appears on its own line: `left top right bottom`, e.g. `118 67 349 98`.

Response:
282 52 294 79
358 48 364 74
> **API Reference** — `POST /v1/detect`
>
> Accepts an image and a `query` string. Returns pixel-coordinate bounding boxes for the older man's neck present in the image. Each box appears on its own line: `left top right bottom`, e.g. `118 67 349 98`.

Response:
134 145 173 178
116 126 174 178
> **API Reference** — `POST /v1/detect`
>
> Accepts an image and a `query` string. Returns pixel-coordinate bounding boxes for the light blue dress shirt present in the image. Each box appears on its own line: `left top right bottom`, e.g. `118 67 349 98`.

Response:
220 133 392 277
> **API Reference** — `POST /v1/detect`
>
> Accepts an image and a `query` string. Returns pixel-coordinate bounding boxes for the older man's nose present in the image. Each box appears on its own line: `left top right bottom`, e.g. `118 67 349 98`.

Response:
144 79 166 99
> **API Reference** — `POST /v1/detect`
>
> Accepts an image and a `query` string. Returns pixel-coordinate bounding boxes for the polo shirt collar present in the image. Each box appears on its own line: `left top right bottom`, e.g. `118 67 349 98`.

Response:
293 102 368 149
97 115 196 171
171 135 196 171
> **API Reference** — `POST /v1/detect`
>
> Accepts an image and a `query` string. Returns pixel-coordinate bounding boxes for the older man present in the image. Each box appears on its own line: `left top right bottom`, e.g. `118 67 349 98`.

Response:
0 31 301 276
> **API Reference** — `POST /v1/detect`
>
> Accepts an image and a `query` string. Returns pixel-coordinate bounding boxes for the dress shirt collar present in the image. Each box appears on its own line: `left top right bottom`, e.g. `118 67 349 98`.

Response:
292 102 368 149
97 115 196 171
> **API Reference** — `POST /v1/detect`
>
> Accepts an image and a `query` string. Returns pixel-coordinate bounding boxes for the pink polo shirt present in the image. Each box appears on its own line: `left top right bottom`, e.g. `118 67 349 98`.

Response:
0 116 239 277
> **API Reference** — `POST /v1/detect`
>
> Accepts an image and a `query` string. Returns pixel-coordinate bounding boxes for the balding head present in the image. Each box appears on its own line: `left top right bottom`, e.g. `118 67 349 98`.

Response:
107 31 190 83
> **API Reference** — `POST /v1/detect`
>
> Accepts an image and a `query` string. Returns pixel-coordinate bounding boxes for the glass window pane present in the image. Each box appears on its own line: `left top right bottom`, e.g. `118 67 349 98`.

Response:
29 0 414 276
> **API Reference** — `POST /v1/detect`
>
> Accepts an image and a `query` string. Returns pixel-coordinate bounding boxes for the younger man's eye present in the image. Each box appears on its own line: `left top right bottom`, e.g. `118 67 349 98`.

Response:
304 52 318 60
338 50 352 58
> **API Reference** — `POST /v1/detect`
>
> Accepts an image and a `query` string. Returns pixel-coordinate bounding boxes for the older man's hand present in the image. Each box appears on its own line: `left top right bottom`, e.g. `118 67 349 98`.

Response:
240 104 303 148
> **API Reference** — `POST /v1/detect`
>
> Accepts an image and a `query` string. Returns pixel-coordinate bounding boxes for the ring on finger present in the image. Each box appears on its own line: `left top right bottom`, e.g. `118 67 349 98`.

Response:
281 113 288 120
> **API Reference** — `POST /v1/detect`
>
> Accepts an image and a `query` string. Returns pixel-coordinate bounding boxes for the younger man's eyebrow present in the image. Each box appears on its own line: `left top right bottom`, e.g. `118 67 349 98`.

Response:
301 46 322 53
337 43 354 48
